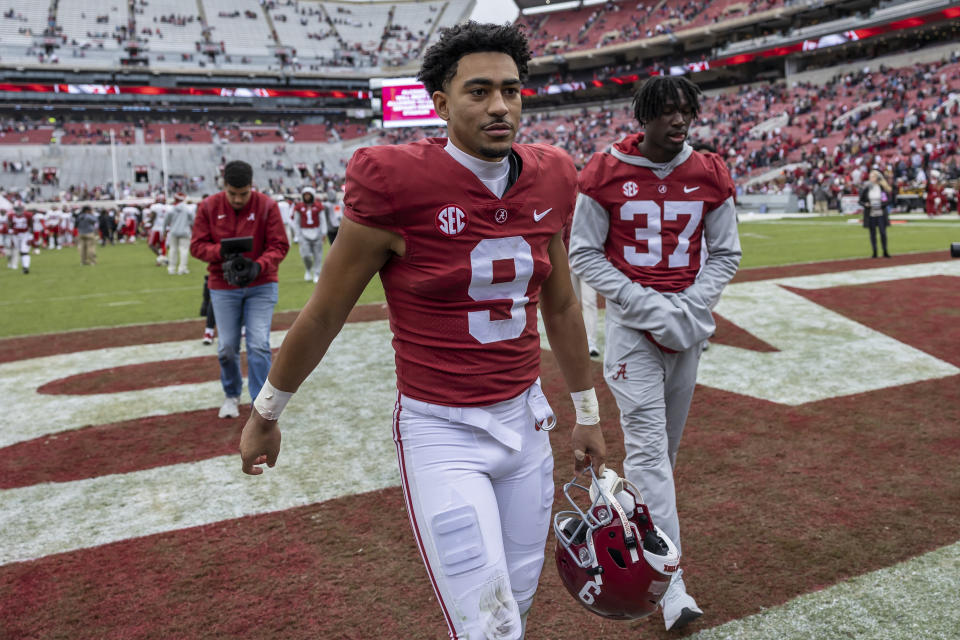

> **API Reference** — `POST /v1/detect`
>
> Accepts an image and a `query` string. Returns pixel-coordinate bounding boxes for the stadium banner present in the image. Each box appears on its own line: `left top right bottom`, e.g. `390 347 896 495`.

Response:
378 78 445 129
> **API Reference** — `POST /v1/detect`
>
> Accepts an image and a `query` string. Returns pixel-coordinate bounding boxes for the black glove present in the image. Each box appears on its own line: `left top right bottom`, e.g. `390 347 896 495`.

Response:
222 255 261 287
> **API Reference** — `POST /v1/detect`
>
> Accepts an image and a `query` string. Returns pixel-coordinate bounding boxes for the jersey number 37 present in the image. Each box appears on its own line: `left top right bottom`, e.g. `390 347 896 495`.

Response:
621 200 703 268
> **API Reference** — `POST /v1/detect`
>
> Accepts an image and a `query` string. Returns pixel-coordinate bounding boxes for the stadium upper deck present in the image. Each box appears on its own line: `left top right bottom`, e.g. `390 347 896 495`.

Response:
0 0 473 75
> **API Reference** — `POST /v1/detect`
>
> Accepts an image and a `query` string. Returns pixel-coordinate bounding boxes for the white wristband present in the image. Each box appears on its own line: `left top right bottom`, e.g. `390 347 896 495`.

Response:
570 388 600 425
253 379 293 421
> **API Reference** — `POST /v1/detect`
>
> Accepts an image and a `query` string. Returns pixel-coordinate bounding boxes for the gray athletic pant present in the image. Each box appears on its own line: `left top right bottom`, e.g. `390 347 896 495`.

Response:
603 318 704 555
299 233 324 277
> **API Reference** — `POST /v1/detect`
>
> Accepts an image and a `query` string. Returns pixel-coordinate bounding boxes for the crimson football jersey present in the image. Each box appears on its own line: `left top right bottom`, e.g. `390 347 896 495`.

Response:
10 212 31 234
579 133 735 293
293 202 324 228
344 138 577 406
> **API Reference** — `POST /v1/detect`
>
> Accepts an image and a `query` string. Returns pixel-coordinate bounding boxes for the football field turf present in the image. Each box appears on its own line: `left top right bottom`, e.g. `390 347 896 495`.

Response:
2 216 959 639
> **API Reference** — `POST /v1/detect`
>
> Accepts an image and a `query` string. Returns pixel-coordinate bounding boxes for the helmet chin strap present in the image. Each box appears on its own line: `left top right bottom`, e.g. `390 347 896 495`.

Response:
599 482 640 563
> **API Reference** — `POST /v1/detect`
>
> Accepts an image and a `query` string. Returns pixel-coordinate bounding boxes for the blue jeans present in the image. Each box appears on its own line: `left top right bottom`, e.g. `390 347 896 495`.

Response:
209 282 278 402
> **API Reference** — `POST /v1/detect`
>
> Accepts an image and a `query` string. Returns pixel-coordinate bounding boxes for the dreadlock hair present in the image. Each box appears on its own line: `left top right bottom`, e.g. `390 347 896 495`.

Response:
632 76 702 126
417 21 531 95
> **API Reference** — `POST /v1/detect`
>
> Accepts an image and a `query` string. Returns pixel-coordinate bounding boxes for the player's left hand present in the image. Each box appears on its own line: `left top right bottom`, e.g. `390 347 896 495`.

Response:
239 410 282 475
571 422 606 473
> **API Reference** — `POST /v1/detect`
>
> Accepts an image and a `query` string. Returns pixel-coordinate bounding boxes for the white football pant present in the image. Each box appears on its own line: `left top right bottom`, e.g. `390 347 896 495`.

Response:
394 382 555 640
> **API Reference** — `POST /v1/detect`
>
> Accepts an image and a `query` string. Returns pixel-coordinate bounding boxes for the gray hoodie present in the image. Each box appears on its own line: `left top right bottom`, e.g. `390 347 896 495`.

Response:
569 134 741 351
164 202 195 238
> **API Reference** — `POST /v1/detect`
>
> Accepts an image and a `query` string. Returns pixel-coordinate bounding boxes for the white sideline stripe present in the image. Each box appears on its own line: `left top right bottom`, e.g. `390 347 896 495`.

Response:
0 320 400 566
691 540 960 640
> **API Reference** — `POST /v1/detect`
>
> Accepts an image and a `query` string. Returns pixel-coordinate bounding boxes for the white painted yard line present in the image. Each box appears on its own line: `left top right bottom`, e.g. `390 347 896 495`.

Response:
692 540 960 640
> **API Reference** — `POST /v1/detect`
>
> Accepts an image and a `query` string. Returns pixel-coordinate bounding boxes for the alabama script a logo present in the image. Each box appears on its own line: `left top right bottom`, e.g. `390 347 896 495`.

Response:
612 363 628 380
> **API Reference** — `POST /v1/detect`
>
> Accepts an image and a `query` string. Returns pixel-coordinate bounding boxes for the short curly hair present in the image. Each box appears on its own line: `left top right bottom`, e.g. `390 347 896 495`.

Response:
418 21 531 95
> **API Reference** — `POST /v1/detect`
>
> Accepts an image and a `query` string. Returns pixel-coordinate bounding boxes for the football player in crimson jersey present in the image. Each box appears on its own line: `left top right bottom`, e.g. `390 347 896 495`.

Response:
291 186 326 282
569 76 742 631
9 204 33 273
239 22 606 640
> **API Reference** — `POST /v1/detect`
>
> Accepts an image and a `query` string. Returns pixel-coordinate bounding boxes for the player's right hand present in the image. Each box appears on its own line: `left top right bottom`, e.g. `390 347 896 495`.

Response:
572 422 606 474
239 410 282 475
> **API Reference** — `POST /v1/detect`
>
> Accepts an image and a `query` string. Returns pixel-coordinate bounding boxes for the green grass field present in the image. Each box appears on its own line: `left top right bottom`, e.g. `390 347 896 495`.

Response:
1 214 957 338
738 214 960 268
0 238 383 338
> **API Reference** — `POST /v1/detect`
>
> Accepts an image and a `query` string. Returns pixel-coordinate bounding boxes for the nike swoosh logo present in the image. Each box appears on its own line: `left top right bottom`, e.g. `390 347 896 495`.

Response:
533 208 552 222
217 215 226 219
683 186 700 193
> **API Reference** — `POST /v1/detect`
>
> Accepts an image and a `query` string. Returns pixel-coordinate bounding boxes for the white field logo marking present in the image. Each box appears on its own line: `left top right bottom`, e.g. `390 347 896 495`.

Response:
697 261 960 405
3 261 958 565
0 321 398 566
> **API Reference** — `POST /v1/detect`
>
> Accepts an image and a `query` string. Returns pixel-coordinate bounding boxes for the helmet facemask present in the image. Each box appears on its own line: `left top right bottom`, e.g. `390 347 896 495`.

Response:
553 466 681 619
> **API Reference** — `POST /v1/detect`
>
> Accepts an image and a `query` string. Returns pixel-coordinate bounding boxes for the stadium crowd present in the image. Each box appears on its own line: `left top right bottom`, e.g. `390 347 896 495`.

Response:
375 54 960 214
5 50 960 232
517 0 792 57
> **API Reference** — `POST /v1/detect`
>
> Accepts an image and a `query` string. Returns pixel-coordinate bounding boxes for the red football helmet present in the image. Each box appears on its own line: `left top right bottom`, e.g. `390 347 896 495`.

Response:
554 467 680 620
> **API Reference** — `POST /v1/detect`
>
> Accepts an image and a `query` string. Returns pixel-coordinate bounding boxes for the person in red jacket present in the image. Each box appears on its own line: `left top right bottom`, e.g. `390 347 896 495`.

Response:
190 160 290 418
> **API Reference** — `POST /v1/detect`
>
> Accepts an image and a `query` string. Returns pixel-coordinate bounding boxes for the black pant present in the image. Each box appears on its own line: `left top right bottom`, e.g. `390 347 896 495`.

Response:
867 215 888 256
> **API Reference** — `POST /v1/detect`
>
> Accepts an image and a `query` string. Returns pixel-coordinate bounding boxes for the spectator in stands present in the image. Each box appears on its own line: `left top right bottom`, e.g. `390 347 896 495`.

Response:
189 160 289 419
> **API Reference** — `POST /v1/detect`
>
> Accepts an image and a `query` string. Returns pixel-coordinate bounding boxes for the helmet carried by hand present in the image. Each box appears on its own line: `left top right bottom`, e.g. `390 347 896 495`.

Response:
554 467 680 619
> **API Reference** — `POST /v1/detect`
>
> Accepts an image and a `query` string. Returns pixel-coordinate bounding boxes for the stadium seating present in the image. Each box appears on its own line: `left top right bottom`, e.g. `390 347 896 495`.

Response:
0 3 49 48
137 0 205 60
202 0 274 58
518 0 789 56
57 0 124 51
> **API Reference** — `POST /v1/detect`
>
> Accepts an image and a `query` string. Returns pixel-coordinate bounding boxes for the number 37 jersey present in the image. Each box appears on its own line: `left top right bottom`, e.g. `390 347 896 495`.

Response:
578 133 736 293
343 138 578 407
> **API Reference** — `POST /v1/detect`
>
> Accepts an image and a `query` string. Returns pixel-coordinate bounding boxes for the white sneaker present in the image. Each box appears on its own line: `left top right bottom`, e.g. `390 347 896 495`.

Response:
662 569 702 631
304 270 312 281
312 273 319 283
218 396 240 419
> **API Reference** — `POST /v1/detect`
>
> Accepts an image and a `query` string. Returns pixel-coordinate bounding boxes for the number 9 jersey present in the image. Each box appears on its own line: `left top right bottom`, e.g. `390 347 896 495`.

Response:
343 138 579 407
